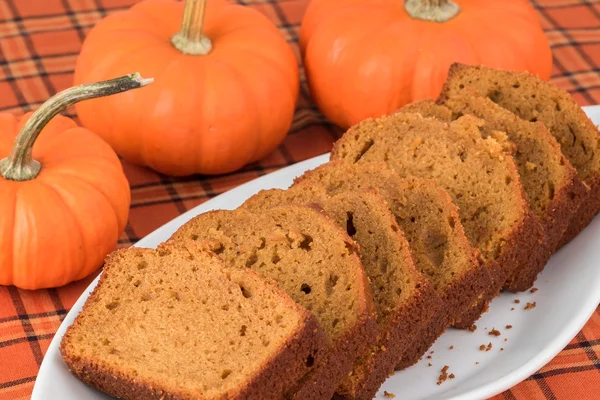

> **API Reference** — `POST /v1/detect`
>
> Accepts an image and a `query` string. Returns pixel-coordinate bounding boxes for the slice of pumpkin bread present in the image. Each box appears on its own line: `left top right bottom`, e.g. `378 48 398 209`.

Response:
241 185 441 399
439 63 598 247
330 113 538 327
60 245 328 400
168 205 377 400
292 161 490 365
437 92 588 290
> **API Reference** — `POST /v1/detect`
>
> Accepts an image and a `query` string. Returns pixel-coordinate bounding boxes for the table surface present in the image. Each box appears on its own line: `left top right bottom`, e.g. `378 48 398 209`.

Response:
0 0 599 399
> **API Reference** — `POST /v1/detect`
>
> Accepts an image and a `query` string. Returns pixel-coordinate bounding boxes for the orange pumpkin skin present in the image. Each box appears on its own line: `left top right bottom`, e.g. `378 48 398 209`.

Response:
0 113 130 290
73 0 299 176
299 0 553 129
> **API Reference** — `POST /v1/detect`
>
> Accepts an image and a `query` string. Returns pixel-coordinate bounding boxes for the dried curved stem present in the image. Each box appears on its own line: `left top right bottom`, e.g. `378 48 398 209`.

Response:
0 73 153 182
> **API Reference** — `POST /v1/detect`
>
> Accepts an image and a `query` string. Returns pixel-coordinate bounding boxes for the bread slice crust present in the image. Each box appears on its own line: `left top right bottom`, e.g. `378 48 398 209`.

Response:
60 246 328 400
330 113 534 325
439 62 598 248
241 185 442 399
169 205 377 400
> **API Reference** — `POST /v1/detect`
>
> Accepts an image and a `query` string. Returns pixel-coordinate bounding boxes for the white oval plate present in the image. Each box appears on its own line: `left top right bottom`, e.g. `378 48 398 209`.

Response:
32 106 600 400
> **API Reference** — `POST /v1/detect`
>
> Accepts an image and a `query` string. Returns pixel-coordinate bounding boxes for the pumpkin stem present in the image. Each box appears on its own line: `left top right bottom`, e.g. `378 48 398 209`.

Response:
405 0 460 22
171 0 212 55
0 73 153 182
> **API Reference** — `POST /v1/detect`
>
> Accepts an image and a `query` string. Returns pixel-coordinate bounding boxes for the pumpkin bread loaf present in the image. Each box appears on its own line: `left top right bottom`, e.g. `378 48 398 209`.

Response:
330 113 538 327
292 162 490 367
439 63 599 247
241 186 441 400
168 205 377 400
436 93 588 290
60 245 328 400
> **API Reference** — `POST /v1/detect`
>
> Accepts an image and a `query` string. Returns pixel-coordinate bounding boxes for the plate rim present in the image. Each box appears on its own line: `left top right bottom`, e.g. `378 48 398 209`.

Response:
32 105 600 400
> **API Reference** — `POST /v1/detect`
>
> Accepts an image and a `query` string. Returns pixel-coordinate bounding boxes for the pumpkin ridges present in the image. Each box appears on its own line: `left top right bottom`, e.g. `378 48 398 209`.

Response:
0 183 17 286
75 46 174 166
214 51 298 164
33 127 121 166
40 177 121 282
12 183 85 289
304 5 397 127
43 160 131 234
137 56 205 175
211 29 299 96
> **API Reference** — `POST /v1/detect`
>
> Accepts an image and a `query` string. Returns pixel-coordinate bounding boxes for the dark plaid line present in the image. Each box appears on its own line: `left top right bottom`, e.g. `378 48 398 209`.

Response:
532 1 600 10
537 6 599 105
57 4 86 42
92 0 110 19
0 6 128 24
551 68 600 79
501 390 518 400
0 333 54 350
528 364 600 380
538 7 595 104
47 288 67 323
0 53 27 109
7 286 45 366
545 26 600 32
584 0 600 19
197 179 217 200
552 40 600 49
0 309 66 324
0 24 98 40
129 193 213 209
0 51 80 64
159 175 191 214
575 331 600 372
5 0 57 101
564 338 600 350
0 375 36 390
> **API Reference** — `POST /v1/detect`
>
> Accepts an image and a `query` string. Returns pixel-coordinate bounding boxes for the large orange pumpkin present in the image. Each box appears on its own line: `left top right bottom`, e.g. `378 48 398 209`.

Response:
73 0 299 176
0 73 151 290
299 0 553 129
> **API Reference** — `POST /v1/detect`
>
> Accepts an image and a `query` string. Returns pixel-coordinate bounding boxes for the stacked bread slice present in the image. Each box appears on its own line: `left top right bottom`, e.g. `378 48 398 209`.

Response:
61 63 600 400
60 243 328 399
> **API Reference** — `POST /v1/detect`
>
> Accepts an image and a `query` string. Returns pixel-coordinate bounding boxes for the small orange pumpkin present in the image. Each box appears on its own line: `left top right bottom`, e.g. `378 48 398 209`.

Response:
0 73 151 290
299 0 553 129
73 0 300 176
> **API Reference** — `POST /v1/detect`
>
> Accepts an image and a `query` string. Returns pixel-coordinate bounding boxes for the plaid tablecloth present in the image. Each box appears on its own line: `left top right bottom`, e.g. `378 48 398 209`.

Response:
0 0 599 399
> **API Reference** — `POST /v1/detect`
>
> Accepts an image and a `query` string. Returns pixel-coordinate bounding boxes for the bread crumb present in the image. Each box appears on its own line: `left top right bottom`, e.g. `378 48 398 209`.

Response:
437 366 450 385
486 342 492 351
479 344 486 351
430 351 435 354
467 324 477 332
525 302 536 310
504 338 508 342
449 373 455 379
427 355 432 359
428 363 432 367
514 299 520 304
511 308 515 311
500 348 504 351
475 362 479 365
489 328 501 336
449 346 454 350
505 325 512 329
525 161 537 171
530 288 538 293
384 391 396 398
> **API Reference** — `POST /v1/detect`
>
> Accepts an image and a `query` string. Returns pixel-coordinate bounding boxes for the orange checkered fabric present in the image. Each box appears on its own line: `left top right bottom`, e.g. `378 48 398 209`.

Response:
0 1 599 399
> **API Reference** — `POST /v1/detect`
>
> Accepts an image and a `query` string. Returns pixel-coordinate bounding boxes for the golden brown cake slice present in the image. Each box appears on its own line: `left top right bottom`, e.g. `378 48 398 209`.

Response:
60 245 327 400
439 63 599 247
435 93 588 290
168 205 377 400
241 185 441 399
292 162 490 369
330 113 539 327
